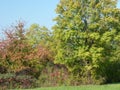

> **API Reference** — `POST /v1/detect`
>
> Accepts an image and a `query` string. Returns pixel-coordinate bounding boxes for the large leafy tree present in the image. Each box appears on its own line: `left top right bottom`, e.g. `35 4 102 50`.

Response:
53 0 120 83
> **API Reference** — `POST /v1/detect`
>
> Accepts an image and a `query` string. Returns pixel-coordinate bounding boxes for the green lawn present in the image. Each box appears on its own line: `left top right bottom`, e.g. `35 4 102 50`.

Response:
22 84 120 90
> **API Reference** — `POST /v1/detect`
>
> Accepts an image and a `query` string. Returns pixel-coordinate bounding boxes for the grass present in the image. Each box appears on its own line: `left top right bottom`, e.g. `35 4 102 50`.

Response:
20 83 120 90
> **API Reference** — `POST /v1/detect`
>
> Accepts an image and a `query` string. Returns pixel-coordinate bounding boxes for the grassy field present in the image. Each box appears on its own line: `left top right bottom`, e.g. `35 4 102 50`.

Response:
22 84 120 90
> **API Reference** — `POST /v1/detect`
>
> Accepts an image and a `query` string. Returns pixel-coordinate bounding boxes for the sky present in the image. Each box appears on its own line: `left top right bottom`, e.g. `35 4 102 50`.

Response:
0 0 120 37
0 0 59 37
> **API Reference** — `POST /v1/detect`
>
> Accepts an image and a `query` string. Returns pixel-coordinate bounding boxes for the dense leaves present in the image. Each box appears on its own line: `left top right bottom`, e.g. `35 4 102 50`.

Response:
0 0 120 89
53 0 120 84
0 73 37 89
0 22 52 76
0 22 54 88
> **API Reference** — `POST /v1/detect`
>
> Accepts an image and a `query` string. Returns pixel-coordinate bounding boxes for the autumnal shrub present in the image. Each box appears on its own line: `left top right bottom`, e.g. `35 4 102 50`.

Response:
0 22 57 88
37 63 70 87
0 22 52 77
0 22 32 72
0 73 37 89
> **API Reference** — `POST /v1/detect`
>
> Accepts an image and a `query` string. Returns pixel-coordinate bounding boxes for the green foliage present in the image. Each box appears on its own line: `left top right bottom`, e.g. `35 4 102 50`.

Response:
53 0 120 84
26 24 52 47
25 24 54 78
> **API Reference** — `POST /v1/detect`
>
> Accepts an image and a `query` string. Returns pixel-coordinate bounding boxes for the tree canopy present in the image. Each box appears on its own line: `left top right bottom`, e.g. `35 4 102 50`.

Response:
53 0 120 83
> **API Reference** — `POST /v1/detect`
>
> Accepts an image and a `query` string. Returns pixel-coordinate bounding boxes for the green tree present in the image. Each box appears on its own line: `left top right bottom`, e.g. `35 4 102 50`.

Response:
26 24 51 47
53 0 120 84
26 24 54 78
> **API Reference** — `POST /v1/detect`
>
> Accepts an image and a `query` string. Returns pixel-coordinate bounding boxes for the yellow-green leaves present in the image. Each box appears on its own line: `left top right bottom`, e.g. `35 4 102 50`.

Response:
89 32 100 40
100 30 116 44
53 0 120 82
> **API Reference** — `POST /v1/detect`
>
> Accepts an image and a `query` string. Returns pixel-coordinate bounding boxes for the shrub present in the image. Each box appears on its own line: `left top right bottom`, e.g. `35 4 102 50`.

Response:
0 73 37 89
0 65 7 74
37 63 70 87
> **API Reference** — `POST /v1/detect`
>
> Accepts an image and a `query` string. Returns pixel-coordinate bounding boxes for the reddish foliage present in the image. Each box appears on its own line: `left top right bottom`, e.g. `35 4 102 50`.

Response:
0 22 52 75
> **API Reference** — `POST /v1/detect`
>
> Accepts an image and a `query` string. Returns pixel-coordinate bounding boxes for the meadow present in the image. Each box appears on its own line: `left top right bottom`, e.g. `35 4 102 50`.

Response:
22 84 120 90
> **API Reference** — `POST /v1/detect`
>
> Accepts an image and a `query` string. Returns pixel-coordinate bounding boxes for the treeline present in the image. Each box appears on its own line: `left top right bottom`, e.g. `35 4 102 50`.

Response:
0 0 120 89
